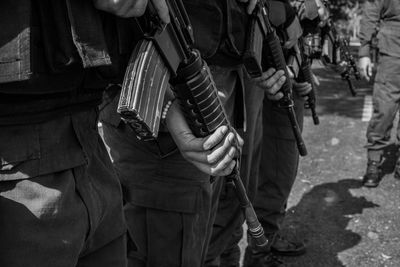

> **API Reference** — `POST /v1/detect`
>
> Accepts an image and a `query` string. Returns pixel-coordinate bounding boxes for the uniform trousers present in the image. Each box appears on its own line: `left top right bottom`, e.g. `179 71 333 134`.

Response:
102 122 213 267
0 109 126 267
365 54 400 161
254 96 304 236
205 68 265 267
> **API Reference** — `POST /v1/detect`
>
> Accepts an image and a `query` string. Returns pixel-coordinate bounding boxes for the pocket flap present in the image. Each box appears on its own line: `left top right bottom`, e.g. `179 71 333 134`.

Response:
0 124 40 169
127 180 202 214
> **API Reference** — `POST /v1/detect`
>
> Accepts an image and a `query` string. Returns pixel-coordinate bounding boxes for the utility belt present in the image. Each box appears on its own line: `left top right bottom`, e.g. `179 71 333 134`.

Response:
0 90 103 126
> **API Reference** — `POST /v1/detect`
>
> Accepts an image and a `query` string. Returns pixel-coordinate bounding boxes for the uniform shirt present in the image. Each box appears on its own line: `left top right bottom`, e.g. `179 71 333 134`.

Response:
359 0 400 58
0 0 134 125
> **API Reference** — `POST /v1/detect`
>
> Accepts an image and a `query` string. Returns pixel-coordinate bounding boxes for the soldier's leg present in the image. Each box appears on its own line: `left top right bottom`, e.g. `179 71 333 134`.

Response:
256 97 304 235
102 117 212 267
244 96 305 264
206 71 265 267
364 54 400 186
204 66 243 267
0 110 126 267
67 110 127 267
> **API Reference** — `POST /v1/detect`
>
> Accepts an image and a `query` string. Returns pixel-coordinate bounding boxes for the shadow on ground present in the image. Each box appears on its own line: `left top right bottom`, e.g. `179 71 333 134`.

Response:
281 179 379 267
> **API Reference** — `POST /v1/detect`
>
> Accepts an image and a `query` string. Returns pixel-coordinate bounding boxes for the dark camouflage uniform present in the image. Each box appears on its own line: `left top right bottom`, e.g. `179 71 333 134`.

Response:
359 0 400 162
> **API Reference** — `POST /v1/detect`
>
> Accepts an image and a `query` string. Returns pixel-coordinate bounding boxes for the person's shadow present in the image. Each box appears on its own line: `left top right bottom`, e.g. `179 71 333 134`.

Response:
281 179 379 267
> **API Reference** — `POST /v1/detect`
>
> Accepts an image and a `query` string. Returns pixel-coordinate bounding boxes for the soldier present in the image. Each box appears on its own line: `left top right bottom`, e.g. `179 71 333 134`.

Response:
189 1 306 267
101 0 286 266
0 0 168 266
244 1 327 266
100 1 249 267
358 0 400 187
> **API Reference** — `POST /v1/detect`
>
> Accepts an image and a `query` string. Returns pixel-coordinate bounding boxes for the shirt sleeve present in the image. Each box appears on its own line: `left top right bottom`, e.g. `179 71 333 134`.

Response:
358 0 382 58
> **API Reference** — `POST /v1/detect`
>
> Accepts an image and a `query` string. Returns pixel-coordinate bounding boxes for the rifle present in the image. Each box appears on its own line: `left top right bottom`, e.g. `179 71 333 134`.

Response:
320 15 360 96
285 44 320 126
243 0 308 156
118 0 268 248
337 37 360 96
297 41 320 125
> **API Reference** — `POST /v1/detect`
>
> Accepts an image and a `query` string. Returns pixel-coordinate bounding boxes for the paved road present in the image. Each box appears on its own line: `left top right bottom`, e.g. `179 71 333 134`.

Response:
279 63 400 267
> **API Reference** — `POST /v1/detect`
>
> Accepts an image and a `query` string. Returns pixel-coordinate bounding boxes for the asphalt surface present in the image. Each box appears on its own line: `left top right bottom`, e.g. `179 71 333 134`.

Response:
274 62 400 267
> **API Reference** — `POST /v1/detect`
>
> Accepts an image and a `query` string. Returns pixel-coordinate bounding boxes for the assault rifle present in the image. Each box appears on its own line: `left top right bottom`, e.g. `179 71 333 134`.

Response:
297 41 320 125
281 45 319 126
118 0 268 248
320 14 360 96
243 0 308 156
337 37 360 96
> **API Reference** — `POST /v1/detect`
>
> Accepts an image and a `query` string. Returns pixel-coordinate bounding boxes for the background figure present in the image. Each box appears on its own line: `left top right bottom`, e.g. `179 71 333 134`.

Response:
182 1 289 267
245 1 326 266
358 0 400 187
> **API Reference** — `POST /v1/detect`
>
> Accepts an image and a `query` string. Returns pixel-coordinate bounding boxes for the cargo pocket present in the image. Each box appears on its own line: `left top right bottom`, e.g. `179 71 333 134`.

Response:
0 124 40 180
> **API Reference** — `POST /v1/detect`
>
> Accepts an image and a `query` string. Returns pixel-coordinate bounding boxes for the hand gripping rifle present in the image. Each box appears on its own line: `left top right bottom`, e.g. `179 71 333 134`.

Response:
280 44 320 126
118 0 268 247
243 0 308 156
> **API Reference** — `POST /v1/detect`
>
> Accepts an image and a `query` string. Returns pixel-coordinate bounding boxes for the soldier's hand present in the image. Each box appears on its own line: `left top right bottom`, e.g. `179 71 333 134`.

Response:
359 56 373 82
166 101 243 177
93 0 170 23
312 72 320 86
237 0 258 14
254 68 285 101
293 81 312 98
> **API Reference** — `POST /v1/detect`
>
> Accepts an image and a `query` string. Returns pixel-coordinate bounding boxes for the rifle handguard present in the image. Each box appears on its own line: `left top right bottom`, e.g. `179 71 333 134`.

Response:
172 51 227 137
172 51 268 248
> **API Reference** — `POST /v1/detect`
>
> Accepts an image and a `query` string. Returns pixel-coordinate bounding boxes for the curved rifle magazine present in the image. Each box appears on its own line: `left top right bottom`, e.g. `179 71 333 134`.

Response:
118 39 170 140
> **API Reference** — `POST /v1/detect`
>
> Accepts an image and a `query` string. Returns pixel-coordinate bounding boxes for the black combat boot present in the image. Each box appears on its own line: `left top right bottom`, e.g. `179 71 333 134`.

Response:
362 160 382 187
243 246 285 267
270 233 306 256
